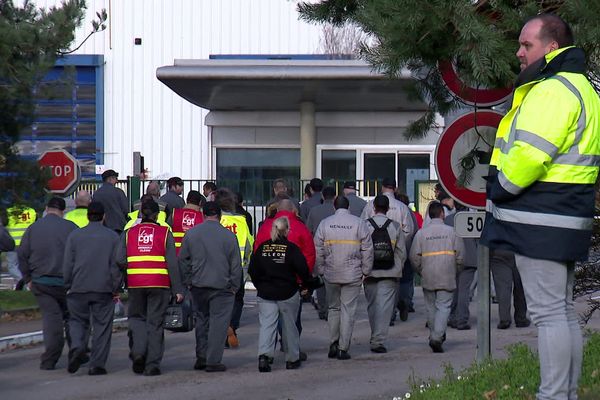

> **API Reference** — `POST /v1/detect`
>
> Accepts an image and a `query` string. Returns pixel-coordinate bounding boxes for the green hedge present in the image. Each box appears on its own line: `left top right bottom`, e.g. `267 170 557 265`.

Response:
0 290 37 311
402 332 600 400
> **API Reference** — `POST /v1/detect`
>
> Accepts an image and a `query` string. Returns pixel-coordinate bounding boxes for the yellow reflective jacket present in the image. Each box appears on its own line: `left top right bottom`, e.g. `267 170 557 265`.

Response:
482 47 600 261
220 213 253 268
64 207 89 228
7 206 37 246
124 210 170 230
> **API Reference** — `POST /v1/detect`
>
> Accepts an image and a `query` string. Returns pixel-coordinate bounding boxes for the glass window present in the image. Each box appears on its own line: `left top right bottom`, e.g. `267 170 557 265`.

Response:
216 148 300 205
398 154 430 202
363 153 395 196
321 150 356 187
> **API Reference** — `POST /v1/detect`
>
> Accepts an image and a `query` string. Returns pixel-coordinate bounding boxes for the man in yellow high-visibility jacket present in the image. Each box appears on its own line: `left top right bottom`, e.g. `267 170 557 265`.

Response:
481 14 600 399
6 205 37 289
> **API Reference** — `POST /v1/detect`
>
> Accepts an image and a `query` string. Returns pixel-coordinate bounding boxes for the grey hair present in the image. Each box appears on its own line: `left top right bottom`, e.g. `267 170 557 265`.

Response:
271 216 290 242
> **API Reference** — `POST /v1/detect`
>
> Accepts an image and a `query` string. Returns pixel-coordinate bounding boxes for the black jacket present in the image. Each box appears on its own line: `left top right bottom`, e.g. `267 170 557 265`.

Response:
248 238 311 301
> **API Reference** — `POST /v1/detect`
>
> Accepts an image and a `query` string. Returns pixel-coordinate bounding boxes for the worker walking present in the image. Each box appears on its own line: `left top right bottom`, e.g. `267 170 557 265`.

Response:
115 200 184 376
18 197 78 370
63 202 122 375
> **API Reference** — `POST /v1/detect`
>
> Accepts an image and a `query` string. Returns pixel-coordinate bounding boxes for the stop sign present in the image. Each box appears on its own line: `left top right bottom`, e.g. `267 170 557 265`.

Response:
38 149 81 195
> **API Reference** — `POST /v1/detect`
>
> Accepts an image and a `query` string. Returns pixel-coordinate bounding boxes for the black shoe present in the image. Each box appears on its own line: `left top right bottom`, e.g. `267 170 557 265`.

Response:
193 357 206 370
143 367 161 376
456 324 471 330
497 321 511 329
328 341 339 358
371 346 387 354
286 360 301 370
447 320 457 329
408 305 415 313
258 355 271 373
205 364 227 372
398 301 409 322
318 313 327 320
299 351 307 362
389 319 395 326
132 355 145 374
88 367 107 376
68 349 85 374
337 350 351 360
515 320 531 328
429 340 444 353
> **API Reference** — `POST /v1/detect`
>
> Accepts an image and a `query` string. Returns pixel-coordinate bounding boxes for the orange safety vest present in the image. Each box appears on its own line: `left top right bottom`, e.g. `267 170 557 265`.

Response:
171 208 204 255
126 223 171 288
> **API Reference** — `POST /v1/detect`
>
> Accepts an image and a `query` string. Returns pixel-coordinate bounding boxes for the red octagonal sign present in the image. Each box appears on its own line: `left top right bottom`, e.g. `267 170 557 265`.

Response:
38 149 81 195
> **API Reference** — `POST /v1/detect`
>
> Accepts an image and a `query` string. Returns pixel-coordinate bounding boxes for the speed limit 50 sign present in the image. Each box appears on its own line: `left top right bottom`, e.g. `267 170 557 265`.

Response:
454 211 486 238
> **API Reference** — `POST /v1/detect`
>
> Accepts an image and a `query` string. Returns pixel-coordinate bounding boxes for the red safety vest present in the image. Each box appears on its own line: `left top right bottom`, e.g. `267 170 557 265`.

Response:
126 223 171 288
171 208 204 255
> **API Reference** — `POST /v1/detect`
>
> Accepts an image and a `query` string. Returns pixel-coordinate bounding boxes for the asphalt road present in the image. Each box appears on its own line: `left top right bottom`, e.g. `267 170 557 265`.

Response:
1 289 597 400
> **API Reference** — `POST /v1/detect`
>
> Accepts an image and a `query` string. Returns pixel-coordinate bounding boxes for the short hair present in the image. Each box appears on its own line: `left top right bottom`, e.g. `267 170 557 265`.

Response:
273 179 288 193
428 202 445 219
270 216 289 242
186 190 205 206
46 197 66 211
145 181 160 197
395 192 410 206
139 194 154 210
322 186 336 200
309 178 324 192
74 190 91 207
214 187 236 213
141 199 159 219
203 181 217 192
373 195 390 213
87 201 104 222
203 201 221 218
334 195 349 210
303 183 312 198
277 198 297 213
529 13 574 48
167 177 184 189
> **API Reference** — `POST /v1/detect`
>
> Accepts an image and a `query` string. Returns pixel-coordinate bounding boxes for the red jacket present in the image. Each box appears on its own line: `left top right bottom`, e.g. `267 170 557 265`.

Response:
254 210 315 274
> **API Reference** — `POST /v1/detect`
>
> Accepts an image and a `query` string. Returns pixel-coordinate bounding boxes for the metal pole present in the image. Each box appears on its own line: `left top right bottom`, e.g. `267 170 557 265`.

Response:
477 244 491 362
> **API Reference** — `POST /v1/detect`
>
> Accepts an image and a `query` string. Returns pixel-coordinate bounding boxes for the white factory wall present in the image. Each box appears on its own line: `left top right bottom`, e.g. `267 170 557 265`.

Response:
32 0 322 179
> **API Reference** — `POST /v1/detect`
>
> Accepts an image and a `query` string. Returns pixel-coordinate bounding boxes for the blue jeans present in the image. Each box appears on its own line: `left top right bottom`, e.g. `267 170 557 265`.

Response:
515 254 581 400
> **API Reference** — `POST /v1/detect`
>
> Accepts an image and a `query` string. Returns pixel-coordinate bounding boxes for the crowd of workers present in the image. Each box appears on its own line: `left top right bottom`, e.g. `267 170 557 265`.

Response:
0 170 530 377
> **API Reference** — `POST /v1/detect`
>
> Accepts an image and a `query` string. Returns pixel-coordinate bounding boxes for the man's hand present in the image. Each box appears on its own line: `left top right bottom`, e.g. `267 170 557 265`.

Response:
175 293 184 303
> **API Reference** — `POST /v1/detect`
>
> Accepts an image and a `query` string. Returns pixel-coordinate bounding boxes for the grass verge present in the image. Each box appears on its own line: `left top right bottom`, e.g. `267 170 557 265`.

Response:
0 290 37 311
404 331 600 400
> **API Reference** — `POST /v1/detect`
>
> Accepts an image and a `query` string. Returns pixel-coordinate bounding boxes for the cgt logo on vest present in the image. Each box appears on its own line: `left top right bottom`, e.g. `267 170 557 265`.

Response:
137 226 155 251
182 211 197 231
223 223 238 234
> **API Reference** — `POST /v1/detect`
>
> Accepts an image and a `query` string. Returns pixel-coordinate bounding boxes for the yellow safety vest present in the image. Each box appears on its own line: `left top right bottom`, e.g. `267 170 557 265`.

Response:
124 210 170 231
64 208 89 228
7 206 36 246
220 213 254 267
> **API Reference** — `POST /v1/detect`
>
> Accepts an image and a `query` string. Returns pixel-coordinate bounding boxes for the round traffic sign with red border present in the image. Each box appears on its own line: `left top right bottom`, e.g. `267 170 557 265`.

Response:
439 60 512 107
38 149 81 196
435 110 504 209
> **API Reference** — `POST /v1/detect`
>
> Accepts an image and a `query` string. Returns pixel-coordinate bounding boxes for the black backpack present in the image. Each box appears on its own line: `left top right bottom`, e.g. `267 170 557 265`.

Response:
367 218 395 270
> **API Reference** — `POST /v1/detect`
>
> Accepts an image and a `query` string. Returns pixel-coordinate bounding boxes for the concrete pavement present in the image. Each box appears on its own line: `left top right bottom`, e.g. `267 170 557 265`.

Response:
0 289 598 400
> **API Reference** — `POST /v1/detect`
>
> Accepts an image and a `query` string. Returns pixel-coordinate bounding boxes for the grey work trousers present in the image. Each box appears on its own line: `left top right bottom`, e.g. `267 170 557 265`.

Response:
491 250 528 324
316 285 328 318
423 289 453 343
325 280 361 352
449 267 476 326
363 278 397 348
127 288 170 370
31 283 70 369
515 254 581 400
67 292 114 369
192 287 235 365
257 293 300 362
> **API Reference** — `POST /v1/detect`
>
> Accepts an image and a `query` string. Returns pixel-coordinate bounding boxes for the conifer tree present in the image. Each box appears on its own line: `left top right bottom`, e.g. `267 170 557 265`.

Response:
298 0 600 139
0 0 105 214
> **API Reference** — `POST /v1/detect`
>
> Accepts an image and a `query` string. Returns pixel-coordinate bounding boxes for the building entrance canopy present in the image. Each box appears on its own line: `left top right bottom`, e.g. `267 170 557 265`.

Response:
156 59 427 112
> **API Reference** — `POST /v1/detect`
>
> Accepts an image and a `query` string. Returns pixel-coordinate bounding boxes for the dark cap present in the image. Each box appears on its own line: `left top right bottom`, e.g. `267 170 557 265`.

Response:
87 201 105 216
382 177 396 188
101 169 118 180
47 197 66 211
167 177 184 187
141 199 160 217
343 181 357 190
203 201 221 217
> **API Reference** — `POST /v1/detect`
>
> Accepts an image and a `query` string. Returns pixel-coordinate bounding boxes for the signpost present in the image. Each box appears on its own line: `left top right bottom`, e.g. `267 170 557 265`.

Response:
38 149 81 196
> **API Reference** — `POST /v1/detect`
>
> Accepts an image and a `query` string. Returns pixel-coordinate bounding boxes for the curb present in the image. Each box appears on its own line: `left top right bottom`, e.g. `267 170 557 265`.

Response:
0 317 128 352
